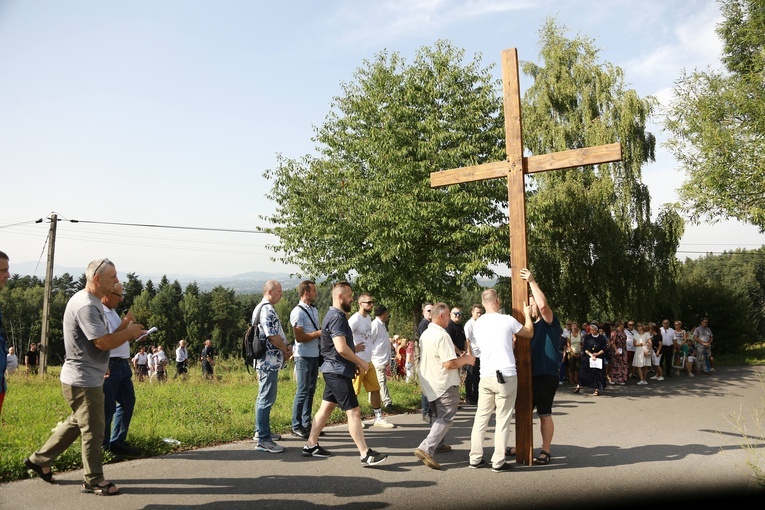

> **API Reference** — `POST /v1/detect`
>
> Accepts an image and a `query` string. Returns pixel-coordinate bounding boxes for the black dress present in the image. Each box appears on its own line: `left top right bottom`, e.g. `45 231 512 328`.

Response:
579 333 608 392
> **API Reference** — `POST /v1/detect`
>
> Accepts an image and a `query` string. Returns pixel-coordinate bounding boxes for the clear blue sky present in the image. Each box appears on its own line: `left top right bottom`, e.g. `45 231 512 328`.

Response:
1 0 762 279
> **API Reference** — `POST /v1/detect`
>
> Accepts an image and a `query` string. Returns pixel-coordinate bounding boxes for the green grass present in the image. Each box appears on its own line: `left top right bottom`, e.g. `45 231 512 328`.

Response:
0 359 424 483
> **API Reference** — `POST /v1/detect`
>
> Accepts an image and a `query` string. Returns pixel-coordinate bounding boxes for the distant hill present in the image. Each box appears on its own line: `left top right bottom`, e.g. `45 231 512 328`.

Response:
10 261 302 294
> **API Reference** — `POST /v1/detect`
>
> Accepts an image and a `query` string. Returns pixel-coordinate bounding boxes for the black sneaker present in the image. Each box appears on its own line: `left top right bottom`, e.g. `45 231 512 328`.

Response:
492 462 513 472
292 427 309 439
360 448 388 467
469 459 486 469
302 443 332 457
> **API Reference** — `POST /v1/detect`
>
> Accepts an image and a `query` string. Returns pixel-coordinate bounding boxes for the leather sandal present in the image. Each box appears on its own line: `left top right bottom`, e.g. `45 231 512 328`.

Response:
534 450 551 465
81 481 120 496
24 458 55 484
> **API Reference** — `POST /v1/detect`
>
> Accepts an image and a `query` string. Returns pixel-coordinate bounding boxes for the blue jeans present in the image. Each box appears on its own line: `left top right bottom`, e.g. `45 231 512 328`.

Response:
292 356 319 430
255 368 279 441
102 358 135 448
421 392 431 416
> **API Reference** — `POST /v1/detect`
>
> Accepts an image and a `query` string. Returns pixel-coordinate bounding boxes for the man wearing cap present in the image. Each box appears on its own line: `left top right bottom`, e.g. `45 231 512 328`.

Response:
349 292 395 428
370 304 393 411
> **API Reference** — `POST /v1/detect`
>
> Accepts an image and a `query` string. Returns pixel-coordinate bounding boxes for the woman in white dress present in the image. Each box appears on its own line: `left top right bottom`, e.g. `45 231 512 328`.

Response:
631 322 651 385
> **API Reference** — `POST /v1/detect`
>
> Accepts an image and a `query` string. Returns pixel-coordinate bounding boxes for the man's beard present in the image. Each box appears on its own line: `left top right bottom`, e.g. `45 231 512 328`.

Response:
341 302 352 313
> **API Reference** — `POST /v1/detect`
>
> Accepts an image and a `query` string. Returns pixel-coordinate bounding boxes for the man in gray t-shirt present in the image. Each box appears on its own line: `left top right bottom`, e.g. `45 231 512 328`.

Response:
26 258 144 496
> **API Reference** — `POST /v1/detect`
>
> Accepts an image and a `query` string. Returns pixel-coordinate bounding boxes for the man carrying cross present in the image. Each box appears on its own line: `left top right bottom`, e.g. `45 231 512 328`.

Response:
430 48 622 464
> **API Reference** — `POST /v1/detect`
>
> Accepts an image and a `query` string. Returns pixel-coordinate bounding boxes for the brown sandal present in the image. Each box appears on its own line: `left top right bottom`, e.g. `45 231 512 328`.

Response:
81 481 120 496
24 458 55 484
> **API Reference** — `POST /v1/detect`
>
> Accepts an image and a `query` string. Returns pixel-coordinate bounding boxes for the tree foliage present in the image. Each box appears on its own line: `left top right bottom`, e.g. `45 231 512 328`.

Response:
518 18 682 321
263 40 508 325
676 247 765 353
663 0 765 231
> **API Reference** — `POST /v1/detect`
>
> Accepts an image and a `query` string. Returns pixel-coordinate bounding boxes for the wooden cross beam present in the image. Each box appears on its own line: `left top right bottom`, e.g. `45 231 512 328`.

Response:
430 48 622 466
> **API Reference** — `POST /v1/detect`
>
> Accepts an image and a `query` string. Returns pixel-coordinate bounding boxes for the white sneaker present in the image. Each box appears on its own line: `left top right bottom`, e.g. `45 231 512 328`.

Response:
657 377 665 381
689 373 695 378
650 376 658 380
373 418 396 429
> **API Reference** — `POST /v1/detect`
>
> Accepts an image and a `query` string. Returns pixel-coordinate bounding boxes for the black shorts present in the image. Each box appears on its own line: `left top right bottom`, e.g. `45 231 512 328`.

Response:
321 372 359 411
532 375 559 417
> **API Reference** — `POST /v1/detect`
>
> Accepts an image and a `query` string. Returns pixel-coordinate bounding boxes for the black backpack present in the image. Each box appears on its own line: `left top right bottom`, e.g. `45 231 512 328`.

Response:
242 302 268 372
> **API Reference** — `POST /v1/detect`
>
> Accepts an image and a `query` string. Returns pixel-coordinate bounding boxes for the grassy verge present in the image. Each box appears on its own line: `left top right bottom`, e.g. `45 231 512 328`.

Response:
0 359 424 483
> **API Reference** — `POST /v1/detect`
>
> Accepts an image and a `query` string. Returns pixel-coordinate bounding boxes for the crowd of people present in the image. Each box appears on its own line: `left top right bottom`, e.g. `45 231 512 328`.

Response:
1 253 720 495
564 318 715 394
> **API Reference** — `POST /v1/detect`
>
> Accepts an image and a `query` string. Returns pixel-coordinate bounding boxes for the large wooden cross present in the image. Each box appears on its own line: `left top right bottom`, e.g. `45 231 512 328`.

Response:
430 48 622 465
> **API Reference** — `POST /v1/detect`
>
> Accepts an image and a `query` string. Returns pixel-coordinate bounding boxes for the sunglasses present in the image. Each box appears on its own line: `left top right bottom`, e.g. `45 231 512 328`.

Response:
93 258 111 275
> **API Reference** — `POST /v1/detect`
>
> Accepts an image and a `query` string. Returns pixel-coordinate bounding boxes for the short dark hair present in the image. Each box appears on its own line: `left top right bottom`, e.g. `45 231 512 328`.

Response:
298 280 315 297
0 250 8 261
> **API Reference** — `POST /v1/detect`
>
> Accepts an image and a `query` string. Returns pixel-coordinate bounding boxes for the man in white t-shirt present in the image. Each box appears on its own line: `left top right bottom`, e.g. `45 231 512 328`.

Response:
463 304 483 405
624 320 636 379
370 305 393 410
414 302 476 470
102 282 142 457
349 293 394 428
468 288 533 472
659 319 675 379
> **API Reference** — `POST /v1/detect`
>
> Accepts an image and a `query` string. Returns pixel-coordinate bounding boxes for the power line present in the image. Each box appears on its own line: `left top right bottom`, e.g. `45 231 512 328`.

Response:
74 219 266 234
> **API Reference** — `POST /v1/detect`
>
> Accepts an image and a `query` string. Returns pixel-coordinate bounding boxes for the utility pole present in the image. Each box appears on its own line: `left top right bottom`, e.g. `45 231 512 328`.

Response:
39 213 57 377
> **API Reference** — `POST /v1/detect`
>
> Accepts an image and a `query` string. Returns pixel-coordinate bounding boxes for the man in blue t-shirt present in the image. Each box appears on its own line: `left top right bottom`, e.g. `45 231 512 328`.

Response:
520 268 561 466
302 282 387 467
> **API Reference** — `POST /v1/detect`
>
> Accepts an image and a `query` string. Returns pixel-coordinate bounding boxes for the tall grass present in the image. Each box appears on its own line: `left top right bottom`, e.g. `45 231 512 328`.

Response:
0 359 424 483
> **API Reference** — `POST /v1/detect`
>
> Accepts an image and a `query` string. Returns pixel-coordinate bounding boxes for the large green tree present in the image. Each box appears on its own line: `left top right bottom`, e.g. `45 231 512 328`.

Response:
264 40 509 325
521 19 683 321
663 0 765 231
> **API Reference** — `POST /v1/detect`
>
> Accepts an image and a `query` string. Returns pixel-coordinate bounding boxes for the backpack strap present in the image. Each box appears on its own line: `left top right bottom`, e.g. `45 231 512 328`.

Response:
252 301 267 328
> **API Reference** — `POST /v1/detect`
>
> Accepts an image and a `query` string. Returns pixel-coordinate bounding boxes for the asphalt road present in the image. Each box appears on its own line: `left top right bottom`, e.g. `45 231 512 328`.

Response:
1 365 763 509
